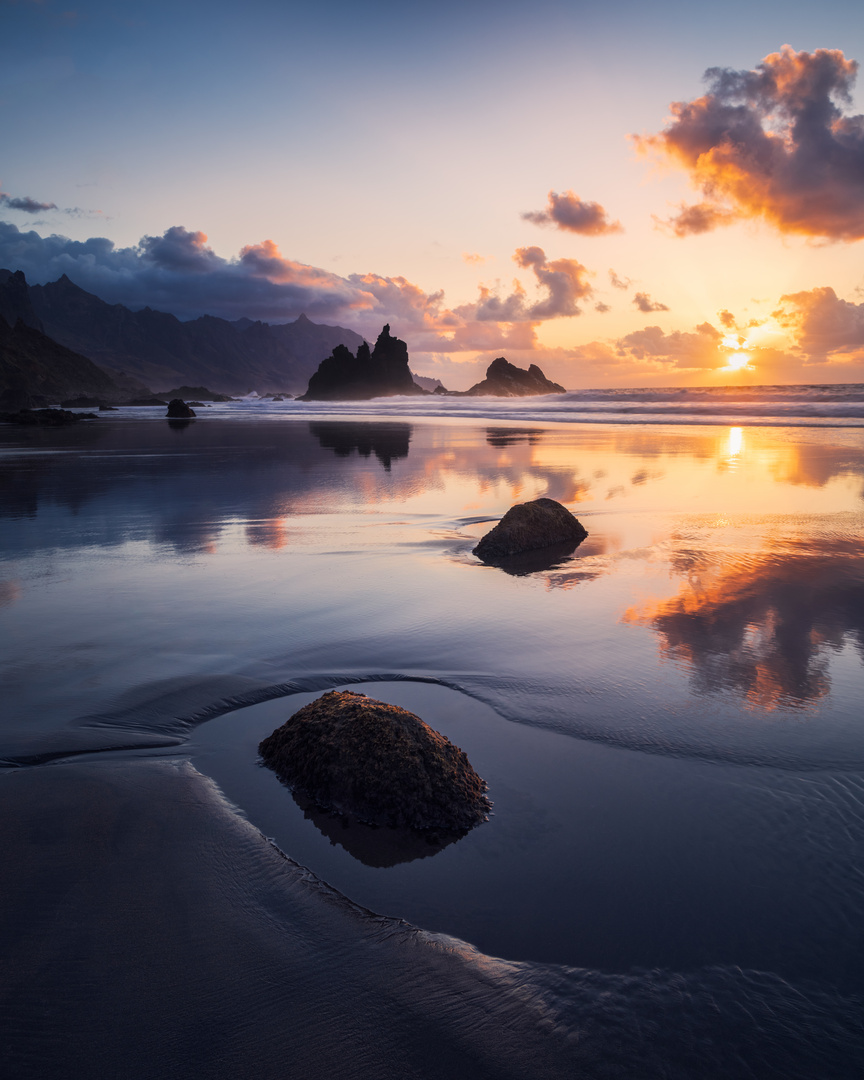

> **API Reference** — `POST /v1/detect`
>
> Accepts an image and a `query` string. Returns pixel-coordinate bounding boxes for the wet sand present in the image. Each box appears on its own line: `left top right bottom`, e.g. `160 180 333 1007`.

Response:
2 416 864 1076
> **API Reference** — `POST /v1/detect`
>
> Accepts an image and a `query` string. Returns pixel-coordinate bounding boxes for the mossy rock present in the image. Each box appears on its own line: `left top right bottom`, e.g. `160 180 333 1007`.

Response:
258 691 491 832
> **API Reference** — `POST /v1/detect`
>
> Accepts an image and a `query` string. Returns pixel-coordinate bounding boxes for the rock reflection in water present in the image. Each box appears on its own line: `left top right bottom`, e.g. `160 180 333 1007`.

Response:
485 427 545 447
289 789 466 867
309 421 412 471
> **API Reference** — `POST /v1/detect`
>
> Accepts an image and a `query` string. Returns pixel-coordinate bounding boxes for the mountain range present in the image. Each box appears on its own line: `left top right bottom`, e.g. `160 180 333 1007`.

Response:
0 269 369 402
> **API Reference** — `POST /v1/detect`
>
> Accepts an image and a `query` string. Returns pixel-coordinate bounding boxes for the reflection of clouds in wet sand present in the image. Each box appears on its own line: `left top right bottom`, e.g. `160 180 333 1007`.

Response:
0 580 21 607
624 541 864 709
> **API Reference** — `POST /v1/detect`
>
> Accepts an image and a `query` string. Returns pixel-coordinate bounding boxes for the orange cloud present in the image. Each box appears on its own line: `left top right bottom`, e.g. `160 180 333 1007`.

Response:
774 287 864 360
636 46 864 240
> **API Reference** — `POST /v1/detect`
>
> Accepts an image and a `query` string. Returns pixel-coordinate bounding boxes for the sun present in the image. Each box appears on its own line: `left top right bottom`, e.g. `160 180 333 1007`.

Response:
719 332 754 373
724 350 751 371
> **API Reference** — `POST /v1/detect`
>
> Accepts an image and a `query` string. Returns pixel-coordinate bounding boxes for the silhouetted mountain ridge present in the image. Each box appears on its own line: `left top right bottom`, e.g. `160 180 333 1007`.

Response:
25 273 365 395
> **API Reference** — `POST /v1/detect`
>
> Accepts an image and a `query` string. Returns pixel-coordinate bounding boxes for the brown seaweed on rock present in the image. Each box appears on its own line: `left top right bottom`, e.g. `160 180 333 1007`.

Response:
258 691 491 832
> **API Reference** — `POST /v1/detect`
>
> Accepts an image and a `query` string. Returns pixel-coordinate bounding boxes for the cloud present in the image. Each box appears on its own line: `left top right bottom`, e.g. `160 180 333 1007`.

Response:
462 252 489 265
0 222 600 370
609 269 630 290
0 220 382 323
0 192 57 213
718 309 736 328
522 190 622 235
454 246 594 325
594 301 611 313
655 201 739 237
774 286 864 360
633 291 669 313
635 45 864 240
617 322 723 368
513 246 594 318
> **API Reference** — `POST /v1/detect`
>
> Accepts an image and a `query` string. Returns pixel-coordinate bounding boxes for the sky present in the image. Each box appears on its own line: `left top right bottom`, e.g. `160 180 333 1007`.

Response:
2 0 864 389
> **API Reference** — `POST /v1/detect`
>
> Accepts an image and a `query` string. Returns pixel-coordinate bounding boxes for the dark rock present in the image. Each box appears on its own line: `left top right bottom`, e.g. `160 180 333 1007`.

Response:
124 397 168 406
0 408 98 426
465 357 565 397
473 497 588 561
99 404 118 411
258 690 491 832
166 399 196 418
60 396 104 408
298 325 428 401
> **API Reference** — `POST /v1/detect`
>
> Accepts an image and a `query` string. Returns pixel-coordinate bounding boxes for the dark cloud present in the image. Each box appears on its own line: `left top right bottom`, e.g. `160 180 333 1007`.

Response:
594 301 611 313
522 190 622 235
0 192 57 213
655 201 739 237
718 309 736 328
609 269 631 289
636 46 864 240
633 292 669 313
0 221 382 323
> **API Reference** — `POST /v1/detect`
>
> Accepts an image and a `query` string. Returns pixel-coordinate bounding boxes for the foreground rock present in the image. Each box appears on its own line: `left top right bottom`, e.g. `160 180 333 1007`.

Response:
259 690 491 831
166 398 196 418
465 358 565 397
473 497 588 561
299 325 427 401
0 407 98 425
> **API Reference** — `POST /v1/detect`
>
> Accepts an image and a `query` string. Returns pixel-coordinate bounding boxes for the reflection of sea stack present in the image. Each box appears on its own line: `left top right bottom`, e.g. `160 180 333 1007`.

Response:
259 691 491 832
298 325 427 401
309 421 411 470
473 497 588 561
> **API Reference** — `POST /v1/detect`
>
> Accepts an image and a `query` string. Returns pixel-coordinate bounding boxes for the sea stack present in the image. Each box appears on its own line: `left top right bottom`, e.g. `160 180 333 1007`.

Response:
464 358 565 397
259 690 491 832
298 325 427 401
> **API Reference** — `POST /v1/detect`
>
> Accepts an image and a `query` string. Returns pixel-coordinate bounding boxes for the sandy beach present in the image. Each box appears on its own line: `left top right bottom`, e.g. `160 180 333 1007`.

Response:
2 410 863 1077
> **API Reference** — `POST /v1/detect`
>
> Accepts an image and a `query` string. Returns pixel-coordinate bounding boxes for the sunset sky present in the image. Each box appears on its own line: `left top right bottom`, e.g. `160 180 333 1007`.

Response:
2 0 864 388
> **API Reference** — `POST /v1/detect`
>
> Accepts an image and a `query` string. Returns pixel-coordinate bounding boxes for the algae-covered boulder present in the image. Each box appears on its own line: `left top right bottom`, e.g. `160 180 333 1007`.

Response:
258 690 491 831
473 497 587 561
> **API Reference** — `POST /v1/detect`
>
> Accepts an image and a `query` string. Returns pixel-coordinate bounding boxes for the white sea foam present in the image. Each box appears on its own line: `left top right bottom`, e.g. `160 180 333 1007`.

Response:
195 383 864 427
